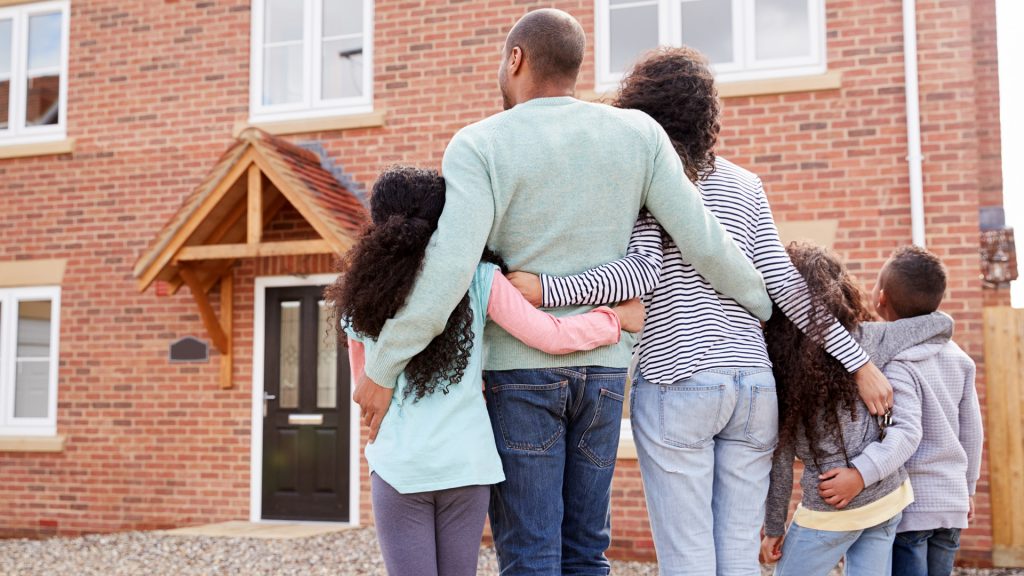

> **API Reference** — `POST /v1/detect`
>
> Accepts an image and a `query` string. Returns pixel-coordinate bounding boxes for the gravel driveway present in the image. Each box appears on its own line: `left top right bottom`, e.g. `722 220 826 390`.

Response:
1 527 1022 576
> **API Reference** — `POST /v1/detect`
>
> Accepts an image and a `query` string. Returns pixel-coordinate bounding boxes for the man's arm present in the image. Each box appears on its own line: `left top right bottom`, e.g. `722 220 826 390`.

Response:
355 130 495 439
641 125 772 321
533 213 663 307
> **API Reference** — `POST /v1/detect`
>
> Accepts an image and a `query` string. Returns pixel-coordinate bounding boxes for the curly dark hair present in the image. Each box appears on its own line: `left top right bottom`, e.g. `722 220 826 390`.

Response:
324 166 502 402
614 46 720 182
764 243 877 468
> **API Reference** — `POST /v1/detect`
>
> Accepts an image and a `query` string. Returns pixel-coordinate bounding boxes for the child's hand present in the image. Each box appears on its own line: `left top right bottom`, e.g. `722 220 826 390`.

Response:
760 535 783 564
613 298 645 333
818 467 865 509
506 271 543 307
968 496 976 522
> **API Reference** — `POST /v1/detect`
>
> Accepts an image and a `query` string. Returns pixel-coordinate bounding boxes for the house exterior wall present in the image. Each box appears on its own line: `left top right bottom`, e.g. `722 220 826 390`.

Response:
0 0 1003 565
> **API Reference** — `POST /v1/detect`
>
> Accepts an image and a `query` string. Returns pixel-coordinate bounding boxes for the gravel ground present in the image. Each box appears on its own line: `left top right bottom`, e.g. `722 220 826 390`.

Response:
1 528 1022 576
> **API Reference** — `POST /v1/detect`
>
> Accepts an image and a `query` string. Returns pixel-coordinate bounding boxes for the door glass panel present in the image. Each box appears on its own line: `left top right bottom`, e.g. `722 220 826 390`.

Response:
680 0 734 65
317 301 337 409
609 3 659 74
321 37 363 99
15 300 51 418
279 301 301 409
323 0 362 37
754 0 811 60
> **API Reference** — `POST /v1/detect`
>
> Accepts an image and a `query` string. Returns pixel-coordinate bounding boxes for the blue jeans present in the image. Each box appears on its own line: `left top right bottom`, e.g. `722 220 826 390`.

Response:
774 513 903 576
483 366 627 576
892 528 961 576
631 368 778 576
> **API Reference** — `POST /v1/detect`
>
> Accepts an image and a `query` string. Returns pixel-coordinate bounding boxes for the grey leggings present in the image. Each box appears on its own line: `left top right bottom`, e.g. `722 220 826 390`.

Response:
372 473 491 576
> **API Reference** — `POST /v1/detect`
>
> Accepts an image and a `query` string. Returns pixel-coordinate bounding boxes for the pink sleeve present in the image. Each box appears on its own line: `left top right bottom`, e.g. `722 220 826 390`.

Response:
348 338 366 383
487 269 622 354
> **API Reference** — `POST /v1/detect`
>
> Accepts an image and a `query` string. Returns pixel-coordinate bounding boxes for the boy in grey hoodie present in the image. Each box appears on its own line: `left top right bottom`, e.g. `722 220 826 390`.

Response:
870 247 982 576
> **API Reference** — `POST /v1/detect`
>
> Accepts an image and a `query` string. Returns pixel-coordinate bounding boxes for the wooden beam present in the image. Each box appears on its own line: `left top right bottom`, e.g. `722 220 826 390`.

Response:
219 271 234 390
179 266 229 354
165 193 290 296
247 164 262 245
136 149 258 293
175 240 334 262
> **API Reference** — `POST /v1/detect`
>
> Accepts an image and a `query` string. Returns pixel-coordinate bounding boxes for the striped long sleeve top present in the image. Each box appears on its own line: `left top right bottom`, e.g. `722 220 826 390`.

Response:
540 158 870 384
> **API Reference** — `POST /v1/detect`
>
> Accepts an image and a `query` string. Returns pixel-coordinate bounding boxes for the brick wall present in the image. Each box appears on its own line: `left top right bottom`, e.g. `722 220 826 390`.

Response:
0 0 1001 566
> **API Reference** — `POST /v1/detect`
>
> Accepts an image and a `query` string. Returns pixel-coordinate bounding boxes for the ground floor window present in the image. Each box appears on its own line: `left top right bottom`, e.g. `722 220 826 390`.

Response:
0 285 60 436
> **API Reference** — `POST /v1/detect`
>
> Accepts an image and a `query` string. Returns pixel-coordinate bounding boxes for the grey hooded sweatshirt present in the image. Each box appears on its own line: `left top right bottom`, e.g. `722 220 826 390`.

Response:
764 312 956 537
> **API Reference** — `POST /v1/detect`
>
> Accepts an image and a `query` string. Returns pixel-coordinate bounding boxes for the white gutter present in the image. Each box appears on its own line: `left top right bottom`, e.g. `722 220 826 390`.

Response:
902 0 926 247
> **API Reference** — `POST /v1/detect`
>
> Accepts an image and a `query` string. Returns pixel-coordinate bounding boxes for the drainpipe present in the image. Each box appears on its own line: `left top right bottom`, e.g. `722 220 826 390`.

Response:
902 0 926 247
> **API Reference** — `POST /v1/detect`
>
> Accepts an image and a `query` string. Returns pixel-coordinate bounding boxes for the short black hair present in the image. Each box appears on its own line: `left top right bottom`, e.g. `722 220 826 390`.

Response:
505 9 585 82
880 246 947 318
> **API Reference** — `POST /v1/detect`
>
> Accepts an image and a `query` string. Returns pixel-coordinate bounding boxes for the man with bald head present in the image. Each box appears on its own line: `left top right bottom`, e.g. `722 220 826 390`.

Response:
353 9 771 574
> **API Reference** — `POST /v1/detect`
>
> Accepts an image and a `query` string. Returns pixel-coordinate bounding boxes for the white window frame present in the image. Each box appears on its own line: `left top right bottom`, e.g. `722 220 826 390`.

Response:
0 0 70 147
0 286 61 437
249 0 374 123
595 0 826 91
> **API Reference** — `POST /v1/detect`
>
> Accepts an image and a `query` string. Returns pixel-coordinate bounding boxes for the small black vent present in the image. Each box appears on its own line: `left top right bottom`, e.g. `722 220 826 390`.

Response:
169 336 209 363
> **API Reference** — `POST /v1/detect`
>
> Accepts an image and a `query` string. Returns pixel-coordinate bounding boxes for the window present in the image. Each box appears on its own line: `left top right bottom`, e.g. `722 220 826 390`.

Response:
250 0 373 122
0 1 69 146
0 286 60 436
596 0 825 90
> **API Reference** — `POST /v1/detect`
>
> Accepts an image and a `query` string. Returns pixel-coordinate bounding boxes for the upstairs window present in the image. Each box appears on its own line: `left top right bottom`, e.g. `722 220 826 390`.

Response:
0 286 60 437
250 0 373 122
0 1 69 146
596 0 826 90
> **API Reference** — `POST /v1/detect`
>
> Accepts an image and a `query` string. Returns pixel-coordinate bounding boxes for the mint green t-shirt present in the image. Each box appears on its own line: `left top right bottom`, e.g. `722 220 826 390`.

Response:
346 263 504 494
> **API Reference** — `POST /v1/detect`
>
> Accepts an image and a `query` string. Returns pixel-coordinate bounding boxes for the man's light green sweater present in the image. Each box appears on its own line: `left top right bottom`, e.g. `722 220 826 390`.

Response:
364 97 771 387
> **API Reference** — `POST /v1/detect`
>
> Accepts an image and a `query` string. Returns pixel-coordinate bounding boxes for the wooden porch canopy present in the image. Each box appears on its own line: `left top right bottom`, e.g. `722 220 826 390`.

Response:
132 128 368 388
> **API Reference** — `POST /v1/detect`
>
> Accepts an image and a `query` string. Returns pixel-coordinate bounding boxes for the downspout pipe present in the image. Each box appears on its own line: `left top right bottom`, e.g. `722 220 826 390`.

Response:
903 0 927 247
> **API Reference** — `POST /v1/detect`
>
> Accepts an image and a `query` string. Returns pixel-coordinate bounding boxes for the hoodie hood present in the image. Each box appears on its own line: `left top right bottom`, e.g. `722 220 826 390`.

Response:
856 311 954 368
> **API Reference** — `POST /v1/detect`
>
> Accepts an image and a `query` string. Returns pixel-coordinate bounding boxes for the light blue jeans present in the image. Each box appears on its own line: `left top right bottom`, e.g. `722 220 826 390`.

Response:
631 368 778 576
774 512 903 576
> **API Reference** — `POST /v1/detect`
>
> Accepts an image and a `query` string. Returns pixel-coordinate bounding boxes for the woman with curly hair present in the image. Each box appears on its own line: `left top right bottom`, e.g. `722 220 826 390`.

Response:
760 243 951 575
325 165 643 576
507 46 892 575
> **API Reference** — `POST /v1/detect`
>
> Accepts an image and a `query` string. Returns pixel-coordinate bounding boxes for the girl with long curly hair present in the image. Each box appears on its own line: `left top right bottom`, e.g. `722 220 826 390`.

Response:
325 166 643 576
760 243 952 576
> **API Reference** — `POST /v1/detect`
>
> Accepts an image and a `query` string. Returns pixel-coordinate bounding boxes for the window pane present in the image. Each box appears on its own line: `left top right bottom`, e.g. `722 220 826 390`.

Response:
680 0 734 65
17 300 51 357
15 360 49 418
27 12 61 71
25 74 60 126
15 300 52 419
755 0 811 60
609 5 659 74
279 301 300 409
265 0 304 43
323 0 362 38
321 37 363 99
263 44 304 106
0 19 11 77
316 301 337 409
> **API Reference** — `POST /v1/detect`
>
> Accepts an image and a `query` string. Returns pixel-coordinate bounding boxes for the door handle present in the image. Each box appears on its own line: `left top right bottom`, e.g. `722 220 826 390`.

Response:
263 392 276 418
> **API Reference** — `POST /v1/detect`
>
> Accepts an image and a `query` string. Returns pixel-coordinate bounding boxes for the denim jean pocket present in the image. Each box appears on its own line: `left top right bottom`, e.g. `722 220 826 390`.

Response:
578 388 625 468
659 383 726 449
744 383 779 450
489 379 568 452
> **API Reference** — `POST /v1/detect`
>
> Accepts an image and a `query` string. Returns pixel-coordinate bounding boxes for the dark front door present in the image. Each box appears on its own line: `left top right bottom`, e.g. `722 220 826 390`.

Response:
262 285 350 522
